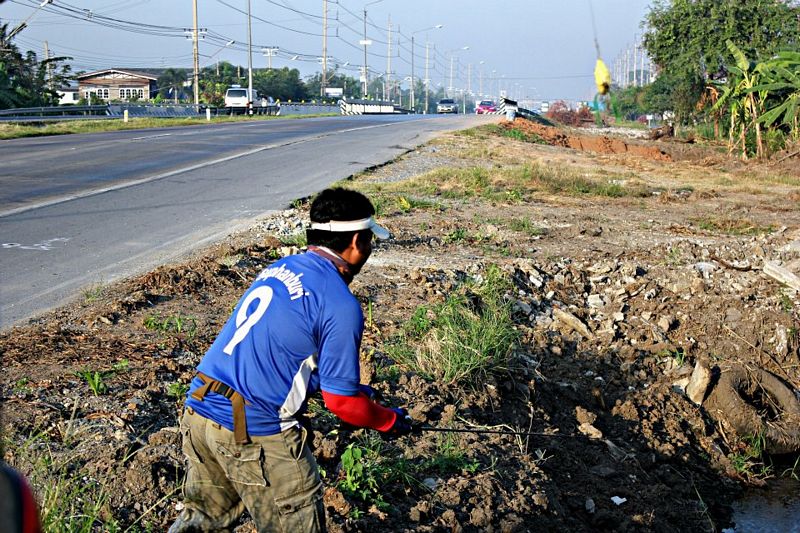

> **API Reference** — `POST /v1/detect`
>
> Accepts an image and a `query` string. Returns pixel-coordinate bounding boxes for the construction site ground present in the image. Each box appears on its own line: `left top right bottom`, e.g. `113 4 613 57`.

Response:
2 117 800 532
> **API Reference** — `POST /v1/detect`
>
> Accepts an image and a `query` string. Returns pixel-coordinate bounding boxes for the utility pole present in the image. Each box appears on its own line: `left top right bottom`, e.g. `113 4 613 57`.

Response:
322 0 328 97
192 0 200 107
263 47 278 69
467 63 471 95
410 35 416 111
633 35 638 87
42 41 52 90
449 55 454 94
247 0 254 109
424 42 430 114
386 15 392 103
362 9 368 97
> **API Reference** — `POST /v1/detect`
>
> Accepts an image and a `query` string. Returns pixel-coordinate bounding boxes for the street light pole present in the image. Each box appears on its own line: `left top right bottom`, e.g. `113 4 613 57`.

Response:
247 0 254 110
362 9 369 96
411 35 416 111
424 42 430 114
410 25 442 113
322 0 328 97
6 0 53 43
192 0 200 108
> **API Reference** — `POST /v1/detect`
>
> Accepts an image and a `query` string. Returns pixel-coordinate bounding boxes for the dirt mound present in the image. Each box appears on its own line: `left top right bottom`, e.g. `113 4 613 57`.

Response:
501 118 672 161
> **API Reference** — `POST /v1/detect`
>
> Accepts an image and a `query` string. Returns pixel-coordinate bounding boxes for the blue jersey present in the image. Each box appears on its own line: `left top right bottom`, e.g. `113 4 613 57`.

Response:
186 251 363 435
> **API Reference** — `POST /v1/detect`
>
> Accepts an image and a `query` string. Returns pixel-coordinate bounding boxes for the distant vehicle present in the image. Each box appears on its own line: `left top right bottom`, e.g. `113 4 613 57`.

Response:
224 85 258 115
475 100 497 114
436 98 457 114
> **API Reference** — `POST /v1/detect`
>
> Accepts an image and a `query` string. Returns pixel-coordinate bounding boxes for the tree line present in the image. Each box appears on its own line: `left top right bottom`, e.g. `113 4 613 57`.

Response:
615 0 800 159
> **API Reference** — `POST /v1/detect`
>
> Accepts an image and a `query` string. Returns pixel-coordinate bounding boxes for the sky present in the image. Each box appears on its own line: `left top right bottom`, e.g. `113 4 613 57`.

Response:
2 0 653 101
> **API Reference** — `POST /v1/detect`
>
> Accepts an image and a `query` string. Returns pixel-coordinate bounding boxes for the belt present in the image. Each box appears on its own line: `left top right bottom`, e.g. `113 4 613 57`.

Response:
191 372 251 444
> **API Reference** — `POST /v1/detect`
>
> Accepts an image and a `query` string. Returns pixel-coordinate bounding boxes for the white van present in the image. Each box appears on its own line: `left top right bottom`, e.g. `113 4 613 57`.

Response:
224 86 258 115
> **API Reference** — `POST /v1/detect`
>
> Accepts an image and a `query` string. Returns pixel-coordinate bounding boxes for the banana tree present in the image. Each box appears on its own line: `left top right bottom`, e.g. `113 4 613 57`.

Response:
713 40 768 159
754 51 800 142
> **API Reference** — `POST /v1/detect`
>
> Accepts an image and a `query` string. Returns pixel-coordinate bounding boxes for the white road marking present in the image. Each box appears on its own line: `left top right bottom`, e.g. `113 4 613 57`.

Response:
2 237 70 251
130 133 172 141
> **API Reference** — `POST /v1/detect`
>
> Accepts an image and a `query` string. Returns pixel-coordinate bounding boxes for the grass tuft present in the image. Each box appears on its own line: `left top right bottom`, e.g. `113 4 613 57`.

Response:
388 265 518 386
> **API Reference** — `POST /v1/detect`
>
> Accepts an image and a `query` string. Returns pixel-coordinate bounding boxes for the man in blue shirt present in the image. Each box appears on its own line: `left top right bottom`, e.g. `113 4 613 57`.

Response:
169 188 411 533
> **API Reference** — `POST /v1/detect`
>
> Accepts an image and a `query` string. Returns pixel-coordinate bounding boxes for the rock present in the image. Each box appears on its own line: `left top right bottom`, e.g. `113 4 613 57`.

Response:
587 294 604 308
422 477 439 491
764 261 800 292
553 307 593 339
514 300 533 315
685 360 711 405
578 422 603 439
775 325 789 357
585 498 596 514
575 406 597 425
612 312 625 323
658 315 674 332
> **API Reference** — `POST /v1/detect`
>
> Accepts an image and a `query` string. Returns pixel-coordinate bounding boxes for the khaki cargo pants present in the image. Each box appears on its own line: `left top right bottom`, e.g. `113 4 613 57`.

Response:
169 408 325 532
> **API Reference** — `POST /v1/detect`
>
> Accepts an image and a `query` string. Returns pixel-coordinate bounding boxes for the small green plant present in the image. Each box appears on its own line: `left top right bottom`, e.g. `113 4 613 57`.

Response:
143 313 197 337
666 247 682 266
506 217 548 237
167 381 189 399
422 431 480 474
443 228 468 244
503 128 528 142
219 254 242 268
279 232 308 248
12 378 32 396
338 444 385 508
779 292 794 312
76 369 108 396
111 359 129 373
729 432 773 479
82 284 104 303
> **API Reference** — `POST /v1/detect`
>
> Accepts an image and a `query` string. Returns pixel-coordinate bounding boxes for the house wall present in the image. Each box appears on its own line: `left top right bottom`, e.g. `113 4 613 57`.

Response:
78 72 156 102
58 90 80 105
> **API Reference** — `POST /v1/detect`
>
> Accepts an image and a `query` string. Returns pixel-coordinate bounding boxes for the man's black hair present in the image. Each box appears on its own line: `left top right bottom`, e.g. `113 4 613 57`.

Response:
306 188 375 252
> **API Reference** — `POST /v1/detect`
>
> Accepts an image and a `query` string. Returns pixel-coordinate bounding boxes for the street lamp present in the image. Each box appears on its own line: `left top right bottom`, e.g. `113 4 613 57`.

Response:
411 24 443 113
361 0 385 98
446 46 469 96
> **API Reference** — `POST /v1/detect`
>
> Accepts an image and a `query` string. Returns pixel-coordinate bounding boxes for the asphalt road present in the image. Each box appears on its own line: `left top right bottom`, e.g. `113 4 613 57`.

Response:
0 114 485 329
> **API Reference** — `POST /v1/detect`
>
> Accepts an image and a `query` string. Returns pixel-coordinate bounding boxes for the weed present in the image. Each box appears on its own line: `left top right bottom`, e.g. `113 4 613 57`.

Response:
659 348 686 367
729 431 773 479
506 217 547 237
422 431 480 475
167 381 189 399
279 232 308 248
781 455 800 480
82 284 104 303
12 378 32 396
389 265 518 386
443 228 468 244
666 247 682 266
143 313 197 337
219 254 242 268
779 292 794 312
690 216 774 236
111 359 129 373
396 195 438 213
75 369 108 396
338 443 386 509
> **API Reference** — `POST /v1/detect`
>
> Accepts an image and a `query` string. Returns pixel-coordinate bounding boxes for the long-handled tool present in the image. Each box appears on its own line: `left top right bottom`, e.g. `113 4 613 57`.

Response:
413 424 590 439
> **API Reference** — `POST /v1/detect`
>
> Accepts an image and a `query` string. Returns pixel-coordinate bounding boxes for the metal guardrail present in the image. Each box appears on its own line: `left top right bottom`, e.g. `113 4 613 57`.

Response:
0 105 109 117
0 102 340 122
339 98 403 115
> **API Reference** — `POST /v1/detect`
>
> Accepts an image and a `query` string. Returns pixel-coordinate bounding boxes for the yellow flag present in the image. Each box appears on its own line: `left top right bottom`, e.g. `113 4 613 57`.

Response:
595 59 611 95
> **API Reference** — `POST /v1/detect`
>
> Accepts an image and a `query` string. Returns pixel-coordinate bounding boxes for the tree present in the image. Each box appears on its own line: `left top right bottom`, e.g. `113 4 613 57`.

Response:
306 71 361 99
253 67 307 102
643 0 800 125
157 68 188 103
0 23 73 109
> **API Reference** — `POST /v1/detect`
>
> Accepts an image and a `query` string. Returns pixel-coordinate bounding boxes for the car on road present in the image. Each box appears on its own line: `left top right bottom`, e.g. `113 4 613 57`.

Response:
224 86 258 115
436 98 458 114
475 100 497 114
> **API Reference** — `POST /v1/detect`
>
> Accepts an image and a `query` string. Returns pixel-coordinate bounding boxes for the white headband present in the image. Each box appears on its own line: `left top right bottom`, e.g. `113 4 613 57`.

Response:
310 217 390 239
